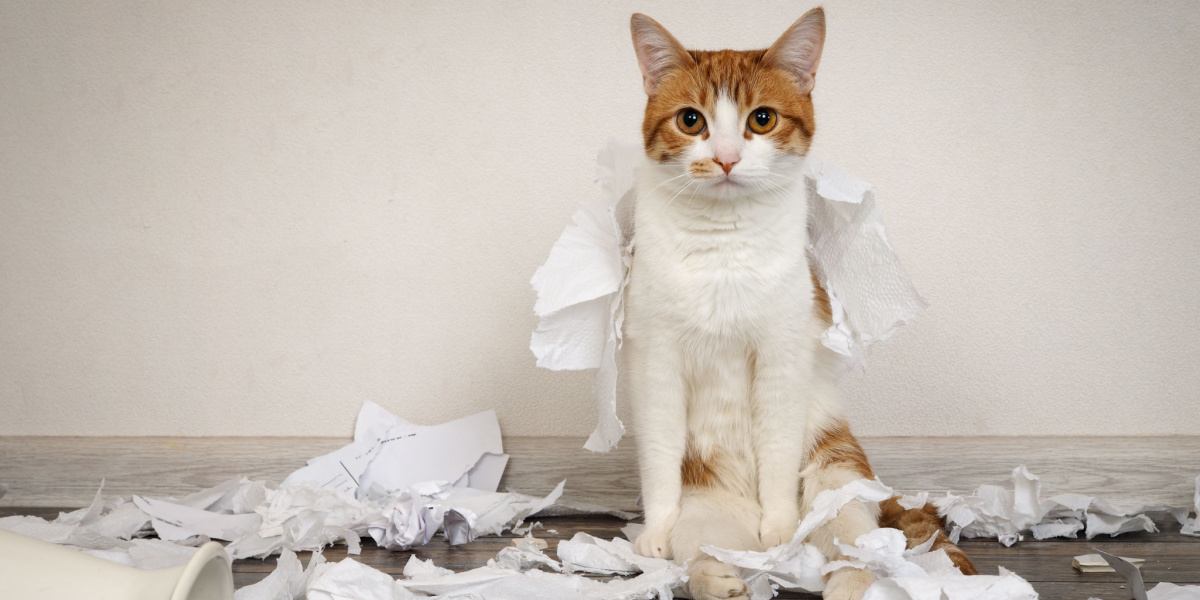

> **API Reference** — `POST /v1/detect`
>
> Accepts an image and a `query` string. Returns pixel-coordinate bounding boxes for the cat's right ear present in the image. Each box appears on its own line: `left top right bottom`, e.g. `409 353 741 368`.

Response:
630 14 693 96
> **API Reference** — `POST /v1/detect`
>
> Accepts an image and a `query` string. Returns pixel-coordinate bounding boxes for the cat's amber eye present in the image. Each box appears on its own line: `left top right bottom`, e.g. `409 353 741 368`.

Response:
675 108 706 136
748 107 778 134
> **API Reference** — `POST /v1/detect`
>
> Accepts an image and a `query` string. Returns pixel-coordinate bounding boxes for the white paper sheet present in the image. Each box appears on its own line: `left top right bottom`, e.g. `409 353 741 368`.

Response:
1146 583 1200 600
530 141 927 451
132 495 262 542
284 402 507 498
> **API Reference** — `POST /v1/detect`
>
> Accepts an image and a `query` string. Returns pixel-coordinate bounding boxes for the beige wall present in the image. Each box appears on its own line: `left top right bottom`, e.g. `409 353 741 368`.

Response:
2 1 1198 437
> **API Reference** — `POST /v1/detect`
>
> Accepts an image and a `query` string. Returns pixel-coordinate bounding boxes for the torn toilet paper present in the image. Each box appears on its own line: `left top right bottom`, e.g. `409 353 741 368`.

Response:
0 402 562 565
530 141 926 452
231 477 1040 600
4 399 1196 600
933 465 1182 546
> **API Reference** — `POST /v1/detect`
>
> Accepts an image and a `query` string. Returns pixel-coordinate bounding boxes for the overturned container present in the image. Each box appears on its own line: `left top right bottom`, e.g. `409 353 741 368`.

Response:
0 529 234 600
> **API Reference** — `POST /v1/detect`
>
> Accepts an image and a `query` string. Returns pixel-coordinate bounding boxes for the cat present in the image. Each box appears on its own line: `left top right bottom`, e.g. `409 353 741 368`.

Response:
623 8 976 600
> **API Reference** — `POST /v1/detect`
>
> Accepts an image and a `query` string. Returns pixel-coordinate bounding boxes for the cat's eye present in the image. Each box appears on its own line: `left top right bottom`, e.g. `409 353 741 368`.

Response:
748 107 778 134
675 108 706 136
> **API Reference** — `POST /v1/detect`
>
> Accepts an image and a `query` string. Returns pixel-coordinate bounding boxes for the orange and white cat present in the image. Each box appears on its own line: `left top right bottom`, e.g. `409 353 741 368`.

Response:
624 8 975 600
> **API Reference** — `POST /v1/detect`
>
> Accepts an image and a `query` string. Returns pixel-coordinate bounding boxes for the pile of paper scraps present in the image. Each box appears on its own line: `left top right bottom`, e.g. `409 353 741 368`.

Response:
1 400 1198 599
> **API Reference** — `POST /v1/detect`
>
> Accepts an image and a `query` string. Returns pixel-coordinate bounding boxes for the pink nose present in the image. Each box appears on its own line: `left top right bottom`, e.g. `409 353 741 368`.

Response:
714 159 738 175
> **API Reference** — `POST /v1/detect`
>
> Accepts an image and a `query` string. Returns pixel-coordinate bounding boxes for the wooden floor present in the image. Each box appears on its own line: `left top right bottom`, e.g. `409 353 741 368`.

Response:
1 509 1195 599
2 435 1198 598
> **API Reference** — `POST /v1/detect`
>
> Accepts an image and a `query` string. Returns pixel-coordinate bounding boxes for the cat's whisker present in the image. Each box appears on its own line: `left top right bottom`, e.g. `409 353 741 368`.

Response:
664 179 700 211
646 171 691 194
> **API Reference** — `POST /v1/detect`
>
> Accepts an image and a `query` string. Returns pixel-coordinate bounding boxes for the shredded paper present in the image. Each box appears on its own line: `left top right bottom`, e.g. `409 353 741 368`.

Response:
2 402 1198 599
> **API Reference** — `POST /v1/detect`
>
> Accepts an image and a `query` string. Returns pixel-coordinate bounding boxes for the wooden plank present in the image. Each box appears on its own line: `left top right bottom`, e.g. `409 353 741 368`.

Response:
2 436 1197 509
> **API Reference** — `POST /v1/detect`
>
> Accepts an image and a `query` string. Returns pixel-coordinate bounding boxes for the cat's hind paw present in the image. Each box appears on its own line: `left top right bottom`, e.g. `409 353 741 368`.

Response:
758 508 800 548
688 559 749 600
822 567 875 600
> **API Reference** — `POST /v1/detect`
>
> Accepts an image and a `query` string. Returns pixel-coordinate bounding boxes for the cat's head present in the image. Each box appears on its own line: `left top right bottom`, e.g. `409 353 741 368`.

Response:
631 8 825 200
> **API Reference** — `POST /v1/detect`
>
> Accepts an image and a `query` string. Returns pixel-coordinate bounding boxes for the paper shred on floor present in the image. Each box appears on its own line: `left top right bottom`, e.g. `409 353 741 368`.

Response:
935 465 1168 546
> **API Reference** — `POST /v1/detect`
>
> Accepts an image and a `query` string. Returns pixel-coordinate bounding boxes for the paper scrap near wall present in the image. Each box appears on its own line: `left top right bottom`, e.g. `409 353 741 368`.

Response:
934 465 1176 546
284 401 508 497
0 402 562 565
5 459 1200 599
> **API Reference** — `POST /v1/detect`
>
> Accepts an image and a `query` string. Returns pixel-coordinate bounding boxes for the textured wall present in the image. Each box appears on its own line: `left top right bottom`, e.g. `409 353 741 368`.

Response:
2 1 1198 437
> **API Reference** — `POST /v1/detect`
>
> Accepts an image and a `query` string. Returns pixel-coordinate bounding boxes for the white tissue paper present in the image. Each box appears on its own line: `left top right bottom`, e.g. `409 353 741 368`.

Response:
934 465 1176 546
803 159 928 363
529 142 637 453
530 141 926 451
0 402 563 566
1146 583 1200 600
697 477 1038 600
20 466 1200 599
231 477 1043 600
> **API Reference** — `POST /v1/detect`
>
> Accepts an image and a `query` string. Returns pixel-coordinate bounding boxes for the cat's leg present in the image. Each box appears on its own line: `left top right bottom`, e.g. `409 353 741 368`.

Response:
626 333 688 559
750 332 812 547
803 419 880 600
670 489 761 600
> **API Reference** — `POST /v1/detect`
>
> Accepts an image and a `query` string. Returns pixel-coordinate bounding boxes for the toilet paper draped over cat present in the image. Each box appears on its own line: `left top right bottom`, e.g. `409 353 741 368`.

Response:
530 141 927 452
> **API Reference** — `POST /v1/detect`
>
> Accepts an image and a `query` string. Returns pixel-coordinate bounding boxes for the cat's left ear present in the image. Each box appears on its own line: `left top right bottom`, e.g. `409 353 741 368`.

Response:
764 7 825 94
631 14 694 96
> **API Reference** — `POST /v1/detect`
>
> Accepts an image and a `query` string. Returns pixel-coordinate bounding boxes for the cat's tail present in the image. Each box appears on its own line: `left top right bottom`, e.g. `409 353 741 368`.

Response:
877 497 977 575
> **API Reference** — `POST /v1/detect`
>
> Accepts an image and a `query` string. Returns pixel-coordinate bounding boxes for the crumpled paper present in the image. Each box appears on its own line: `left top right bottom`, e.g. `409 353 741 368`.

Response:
933 465 1186 546
699 477 1038 600
530 141 926 451
235 477 1039 600
0 403 567 566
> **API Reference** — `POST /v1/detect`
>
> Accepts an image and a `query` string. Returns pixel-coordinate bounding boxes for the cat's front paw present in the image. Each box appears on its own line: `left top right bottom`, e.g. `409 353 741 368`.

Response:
823 567 875 600
758 508 800 548
633 510 678 559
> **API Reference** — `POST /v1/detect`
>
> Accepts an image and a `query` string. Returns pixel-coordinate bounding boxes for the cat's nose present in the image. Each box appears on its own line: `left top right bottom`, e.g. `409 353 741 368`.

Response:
714 158 739 175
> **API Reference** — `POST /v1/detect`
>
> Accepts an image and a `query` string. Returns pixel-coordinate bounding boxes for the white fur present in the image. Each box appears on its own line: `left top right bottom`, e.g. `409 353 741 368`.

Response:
625 109 877 600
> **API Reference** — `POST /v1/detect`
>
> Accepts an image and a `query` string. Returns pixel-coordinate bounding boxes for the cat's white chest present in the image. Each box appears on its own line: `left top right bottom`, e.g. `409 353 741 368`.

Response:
628 184 813 342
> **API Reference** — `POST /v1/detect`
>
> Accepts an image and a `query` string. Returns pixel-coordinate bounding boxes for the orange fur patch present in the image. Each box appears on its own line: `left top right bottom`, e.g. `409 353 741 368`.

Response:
681 445 718 488
642 49 816 162
807 420 873 478
879 497 978 575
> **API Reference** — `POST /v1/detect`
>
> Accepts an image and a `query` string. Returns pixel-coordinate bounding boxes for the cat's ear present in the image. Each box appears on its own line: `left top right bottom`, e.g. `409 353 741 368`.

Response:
630 14 693 95
764 7 825 94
